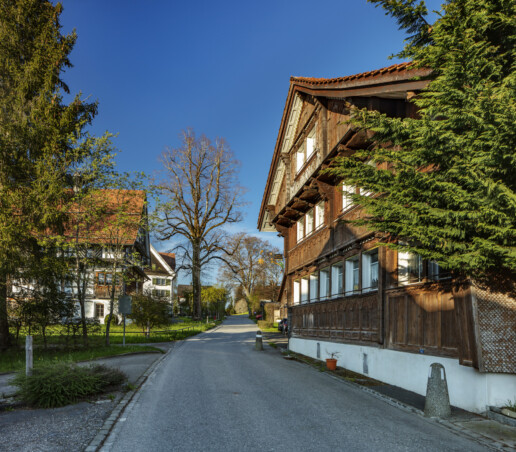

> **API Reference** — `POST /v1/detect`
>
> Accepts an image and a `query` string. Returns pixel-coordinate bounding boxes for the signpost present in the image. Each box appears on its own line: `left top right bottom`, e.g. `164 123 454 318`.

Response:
118 295 132 346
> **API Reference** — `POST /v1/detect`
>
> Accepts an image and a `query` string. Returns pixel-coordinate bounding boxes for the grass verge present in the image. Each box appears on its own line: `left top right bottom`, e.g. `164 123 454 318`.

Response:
284 351 385 387
0 345 163 374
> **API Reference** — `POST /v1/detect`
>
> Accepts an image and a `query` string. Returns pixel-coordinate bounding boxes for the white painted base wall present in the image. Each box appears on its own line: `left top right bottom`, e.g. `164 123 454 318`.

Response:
290 337 516 414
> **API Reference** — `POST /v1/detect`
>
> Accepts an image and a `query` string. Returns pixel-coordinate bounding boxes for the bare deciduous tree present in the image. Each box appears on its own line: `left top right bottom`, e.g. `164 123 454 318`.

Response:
155 130 244 319
218 233 282 310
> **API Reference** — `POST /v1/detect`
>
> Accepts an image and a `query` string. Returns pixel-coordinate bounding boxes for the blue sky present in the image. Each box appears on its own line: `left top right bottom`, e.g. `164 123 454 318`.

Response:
58 0 441 283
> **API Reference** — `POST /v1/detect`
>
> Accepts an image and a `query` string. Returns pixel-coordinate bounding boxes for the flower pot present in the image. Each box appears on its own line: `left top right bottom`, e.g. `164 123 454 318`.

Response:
326 358 337 371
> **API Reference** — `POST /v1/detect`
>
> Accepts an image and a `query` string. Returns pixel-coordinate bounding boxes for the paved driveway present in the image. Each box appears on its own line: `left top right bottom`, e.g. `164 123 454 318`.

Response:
106 316 488 452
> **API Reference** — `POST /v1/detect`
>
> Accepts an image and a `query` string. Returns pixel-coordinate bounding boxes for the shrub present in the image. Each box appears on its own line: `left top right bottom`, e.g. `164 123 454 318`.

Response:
13 362 126 408
104 314 119 326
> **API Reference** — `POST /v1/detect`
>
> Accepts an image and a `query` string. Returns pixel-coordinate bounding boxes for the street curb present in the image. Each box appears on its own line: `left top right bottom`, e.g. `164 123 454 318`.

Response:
84 345 173 452
286 352 510 451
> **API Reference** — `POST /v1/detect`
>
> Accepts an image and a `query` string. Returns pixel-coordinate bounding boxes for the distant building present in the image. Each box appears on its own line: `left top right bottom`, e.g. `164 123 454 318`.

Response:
143 245 176 306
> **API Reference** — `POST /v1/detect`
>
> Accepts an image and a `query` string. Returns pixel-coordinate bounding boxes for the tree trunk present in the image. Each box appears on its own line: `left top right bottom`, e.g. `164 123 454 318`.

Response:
192 243 202 320
0 273 10 350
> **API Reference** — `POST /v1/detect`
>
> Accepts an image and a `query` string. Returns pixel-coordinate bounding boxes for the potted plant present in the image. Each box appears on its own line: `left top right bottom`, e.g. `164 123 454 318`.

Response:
326 351 339 370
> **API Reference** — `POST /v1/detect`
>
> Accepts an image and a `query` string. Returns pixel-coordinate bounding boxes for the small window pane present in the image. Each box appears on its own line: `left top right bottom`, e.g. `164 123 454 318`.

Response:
342 184 355 210
398 251 423 285
331 263 343 297
301 277 309 303
306 209 314 236
315 202 324 229
297 218 305 242
319 267 330 300
293 280 300 305
309 273 318 302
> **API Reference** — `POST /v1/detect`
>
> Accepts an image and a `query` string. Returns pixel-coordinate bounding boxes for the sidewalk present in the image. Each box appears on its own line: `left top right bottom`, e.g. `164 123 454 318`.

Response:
262 331 516 451
0 344 172 452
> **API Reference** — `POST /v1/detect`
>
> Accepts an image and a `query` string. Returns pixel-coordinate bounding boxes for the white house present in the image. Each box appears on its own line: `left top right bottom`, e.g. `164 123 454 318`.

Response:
143 244 176 306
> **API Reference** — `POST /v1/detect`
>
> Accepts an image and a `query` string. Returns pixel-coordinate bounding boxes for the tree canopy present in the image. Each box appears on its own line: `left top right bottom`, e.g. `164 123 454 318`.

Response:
0 0 111 348
331 0 516 288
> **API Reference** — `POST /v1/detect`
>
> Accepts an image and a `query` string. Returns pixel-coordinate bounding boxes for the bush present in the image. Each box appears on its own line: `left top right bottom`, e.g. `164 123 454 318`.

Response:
13 362 126 408
104 314 119 326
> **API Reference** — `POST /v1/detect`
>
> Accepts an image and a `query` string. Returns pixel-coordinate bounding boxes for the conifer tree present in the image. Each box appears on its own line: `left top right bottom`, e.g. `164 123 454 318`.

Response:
332 0 516 288
0 0 107 348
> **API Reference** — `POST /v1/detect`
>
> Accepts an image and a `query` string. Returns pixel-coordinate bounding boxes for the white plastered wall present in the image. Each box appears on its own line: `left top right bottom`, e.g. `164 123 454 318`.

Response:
290 337 516 413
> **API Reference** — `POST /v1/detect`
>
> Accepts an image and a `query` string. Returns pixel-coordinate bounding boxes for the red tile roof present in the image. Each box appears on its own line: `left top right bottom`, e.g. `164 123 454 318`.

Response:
290 62 416 85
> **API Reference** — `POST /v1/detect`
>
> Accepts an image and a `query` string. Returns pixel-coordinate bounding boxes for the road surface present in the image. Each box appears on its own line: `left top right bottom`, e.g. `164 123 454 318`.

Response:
106 316 487 451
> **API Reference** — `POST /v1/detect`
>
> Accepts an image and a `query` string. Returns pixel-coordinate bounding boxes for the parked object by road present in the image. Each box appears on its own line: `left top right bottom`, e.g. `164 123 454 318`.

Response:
278 318 288 334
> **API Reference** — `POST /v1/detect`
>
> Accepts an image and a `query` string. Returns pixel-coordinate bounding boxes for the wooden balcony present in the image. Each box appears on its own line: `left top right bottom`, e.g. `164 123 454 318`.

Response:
94 285 121 299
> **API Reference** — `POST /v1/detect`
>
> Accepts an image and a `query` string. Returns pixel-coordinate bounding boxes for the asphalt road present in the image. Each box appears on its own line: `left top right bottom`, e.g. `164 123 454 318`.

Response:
107 316 488 452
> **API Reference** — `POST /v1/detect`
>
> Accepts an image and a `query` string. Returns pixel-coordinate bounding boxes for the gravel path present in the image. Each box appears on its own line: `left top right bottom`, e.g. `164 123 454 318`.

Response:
0 395 121 452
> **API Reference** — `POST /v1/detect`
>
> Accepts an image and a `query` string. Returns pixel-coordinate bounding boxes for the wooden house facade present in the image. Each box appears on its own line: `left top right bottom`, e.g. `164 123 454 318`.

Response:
258 63 516 413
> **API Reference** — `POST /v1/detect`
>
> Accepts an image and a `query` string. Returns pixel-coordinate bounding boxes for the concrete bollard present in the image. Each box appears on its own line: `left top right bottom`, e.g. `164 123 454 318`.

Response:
424 363 451 418
255 331 263 351
26 335 33 376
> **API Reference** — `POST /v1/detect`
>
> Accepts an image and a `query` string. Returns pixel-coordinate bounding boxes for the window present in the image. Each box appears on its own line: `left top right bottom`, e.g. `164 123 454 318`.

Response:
296 147 304 172
305 209 314 236
97 273 105 285
428 261 450 281
306 128 316 159
342 184 355 211
301 277 309 303
331 263 343 297
319 267 330 300
362 250 379 292
297 218 305 242
293 280 300 305
295 126 317 173
153 278 169 286
345 257 360 294
315 201 324 229
95 303 104 318
398 250 423 285
309 272 319 302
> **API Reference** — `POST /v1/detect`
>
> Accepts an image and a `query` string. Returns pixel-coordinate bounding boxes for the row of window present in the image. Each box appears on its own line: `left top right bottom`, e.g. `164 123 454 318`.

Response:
293 249 447 305
152 277 171 286
293 249 379 304
96 272 121 286
295 183 372 244
297 201 325 243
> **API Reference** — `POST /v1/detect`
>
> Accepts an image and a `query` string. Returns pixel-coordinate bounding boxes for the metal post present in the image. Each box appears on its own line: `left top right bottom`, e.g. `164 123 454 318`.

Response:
123 314 126 347
26 335 33 376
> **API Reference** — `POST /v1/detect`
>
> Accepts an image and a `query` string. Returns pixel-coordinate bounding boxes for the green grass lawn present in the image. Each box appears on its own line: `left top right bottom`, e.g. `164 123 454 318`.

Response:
2 318 222 373
0 344 163 374
9 318 221 347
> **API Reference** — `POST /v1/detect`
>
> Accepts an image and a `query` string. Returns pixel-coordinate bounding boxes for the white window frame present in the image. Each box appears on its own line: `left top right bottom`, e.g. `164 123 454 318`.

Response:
296 147 305 173
315 201 324 229
301 277 309 303
293 279 300 305
306 128 316 159
309 272 319 302
342 184 355 211
362 249 379 292
305 209 314 236
398 250 423 285
345 257 360 294
319 267 330 301
297 218 305 243
331 262 343 297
